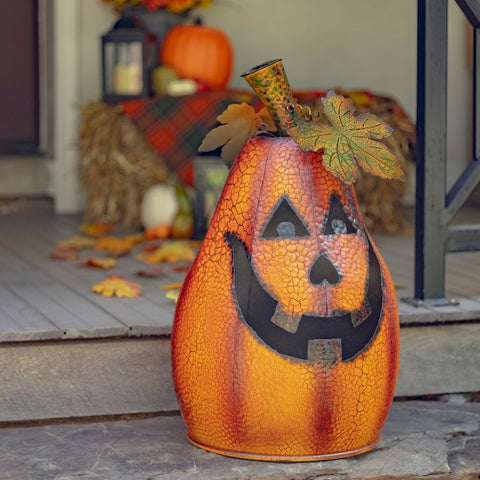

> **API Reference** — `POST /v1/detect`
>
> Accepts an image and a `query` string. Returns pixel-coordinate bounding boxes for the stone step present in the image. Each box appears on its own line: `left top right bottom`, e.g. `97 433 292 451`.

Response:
1 401 479 480
1 320 480 423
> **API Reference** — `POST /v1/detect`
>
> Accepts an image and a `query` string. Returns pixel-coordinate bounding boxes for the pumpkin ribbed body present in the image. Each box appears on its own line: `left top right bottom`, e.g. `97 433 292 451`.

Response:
172 136 400 461
160 24 233 90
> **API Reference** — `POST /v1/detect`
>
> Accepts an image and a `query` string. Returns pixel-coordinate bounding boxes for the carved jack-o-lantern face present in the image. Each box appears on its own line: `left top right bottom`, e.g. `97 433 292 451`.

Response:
225 139 382 364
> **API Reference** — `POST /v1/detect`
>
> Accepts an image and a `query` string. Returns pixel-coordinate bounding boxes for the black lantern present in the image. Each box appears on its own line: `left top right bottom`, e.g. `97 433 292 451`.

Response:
101 12 152 103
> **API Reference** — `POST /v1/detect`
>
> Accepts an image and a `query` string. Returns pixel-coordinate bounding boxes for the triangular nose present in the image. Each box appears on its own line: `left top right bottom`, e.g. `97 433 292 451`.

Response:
309 254 340 285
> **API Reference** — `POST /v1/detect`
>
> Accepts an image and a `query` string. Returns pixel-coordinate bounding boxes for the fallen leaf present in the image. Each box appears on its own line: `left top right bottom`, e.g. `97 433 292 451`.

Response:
165 290 180 303
94 235 143 256
136 266 164 278
291 91 405 184
160 282 184 290
79 222 114 237
57 236 96 249
49 247 80 261
84 257 117 269
142 243 164 253
138 241 196 264
92 275 142 298
123 233 145 245
199 103 271 167
170 265 191 273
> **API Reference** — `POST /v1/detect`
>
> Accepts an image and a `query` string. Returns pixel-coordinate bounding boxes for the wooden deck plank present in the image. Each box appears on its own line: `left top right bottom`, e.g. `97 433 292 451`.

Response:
9 284 91 331
0 286 59 337
0 245 148 333
0 304 25 333
0 215 173 335
1 207 480 344
6 211 179 317
38 283 124 330
396 301 439 324
0 223 134 334
21 212 182 311
376 233 480 298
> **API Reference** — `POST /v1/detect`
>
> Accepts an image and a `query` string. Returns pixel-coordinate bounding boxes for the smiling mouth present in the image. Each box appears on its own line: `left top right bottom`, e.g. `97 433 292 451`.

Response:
226 233 383 363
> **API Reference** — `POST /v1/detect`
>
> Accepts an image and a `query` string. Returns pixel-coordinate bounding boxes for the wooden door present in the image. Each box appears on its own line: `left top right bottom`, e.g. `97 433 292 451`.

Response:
0 0 39 155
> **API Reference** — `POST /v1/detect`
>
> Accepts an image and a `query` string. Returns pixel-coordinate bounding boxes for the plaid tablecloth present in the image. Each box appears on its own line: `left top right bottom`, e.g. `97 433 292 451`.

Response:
121 91 260 184
120 89 413 185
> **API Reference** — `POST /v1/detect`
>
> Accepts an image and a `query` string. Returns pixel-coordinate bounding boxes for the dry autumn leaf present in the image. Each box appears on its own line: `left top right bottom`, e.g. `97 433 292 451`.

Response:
94 234 144 257
138 241 196 264
79 222 114 238
165 290 180 303
199 103 275 167
95 237 132 256
122 233 145 245
160 282 184 290
91 275 142 298
142 243 164 253
57 236 96 250
49 247 80 261
136 266 164 278
291 91 405 184
84 257 117 269
170 265 190 273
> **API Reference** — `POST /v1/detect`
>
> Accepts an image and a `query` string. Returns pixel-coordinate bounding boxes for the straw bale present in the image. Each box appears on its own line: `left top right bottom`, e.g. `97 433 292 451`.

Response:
79 103 169 228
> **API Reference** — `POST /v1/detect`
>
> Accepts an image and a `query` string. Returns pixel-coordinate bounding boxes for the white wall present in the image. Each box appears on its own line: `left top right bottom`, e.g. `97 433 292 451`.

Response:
79 0 117 104
447 0 473 188
204 0 418 114
72 0 472 210
200 0 472 188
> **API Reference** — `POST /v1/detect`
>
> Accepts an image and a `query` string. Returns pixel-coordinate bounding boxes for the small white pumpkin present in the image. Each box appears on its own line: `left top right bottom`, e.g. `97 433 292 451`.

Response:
141 184 178 229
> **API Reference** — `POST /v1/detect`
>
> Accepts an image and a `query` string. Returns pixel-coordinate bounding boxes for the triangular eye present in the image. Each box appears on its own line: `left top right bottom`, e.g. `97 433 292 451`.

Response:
261 196 309 239
324 194 357 235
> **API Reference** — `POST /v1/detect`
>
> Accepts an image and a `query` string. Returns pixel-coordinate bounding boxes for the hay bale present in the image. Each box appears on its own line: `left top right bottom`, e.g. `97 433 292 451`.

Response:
79 103 169 228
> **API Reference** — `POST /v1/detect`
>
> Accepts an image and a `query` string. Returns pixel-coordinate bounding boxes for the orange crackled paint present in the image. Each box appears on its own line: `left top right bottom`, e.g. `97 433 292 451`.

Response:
171 61 400 462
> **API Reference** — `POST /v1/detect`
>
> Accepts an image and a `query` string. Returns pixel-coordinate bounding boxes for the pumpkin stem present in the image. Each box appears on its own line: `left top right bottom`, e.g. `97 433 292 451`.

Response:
242 59 297 136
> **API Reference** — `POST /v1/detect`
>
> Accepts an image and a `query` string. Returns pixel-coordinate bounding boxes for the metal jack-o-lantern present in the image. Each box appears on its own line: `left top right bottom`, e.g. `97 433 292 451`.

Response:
172 59 403 461
101 13 151 104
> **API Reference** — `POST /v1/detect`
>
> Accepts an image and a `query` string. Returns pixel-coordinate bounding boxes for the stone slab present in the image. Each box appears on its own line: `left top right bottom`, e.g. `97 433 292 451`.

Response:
1 401 479 480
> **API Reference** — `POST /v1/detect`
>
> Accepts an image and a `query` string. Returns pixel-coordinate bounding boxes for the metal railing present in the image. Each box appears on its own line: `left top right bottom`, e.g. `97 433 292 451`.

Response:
414 0 480 304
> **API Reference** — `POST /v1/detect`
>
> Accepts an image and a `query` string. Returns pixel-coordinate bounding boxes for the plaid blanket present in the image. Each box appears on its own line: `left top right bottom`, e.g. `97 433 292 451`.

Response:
121 91 259 184
121 89 412 185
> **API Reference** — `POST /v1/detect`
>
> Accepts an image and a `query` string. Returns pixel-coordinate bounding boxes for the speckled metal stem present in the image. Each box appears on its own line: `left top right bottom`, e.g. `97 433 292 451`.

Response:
242 59 297 136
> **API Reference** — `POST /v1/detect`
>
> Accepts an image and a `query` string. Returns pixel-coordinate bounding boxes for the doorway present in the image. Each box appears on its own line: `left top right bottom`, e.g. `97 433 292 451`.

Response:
0 0 53 197
0 0 40 155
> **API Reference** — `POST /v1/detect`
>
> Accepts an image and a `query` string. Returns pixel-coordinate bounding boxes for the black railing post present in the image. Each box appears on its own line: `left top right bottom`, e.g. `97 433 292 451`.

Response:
415 0 449 301
475 28 480 160
413 0 480 306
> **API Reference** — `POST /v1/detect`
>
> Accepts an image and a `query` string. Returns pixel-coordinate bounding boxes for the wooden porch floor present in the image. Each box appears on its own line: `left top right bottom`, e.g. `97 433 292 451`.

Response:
0 200 480 343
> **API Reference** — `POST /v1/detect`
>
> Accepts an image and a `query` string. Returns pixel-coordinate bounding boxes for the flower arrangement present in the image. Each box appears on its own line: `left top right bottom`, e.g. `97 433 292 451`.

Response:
102 0 212 13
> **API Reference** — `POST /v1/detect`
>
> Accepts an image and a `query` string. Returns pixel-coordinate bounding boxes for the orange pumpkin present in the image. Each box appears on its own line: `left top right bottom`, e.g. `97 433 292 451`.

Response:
172 135 400 461
160 23 233 90
172 60 400 461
